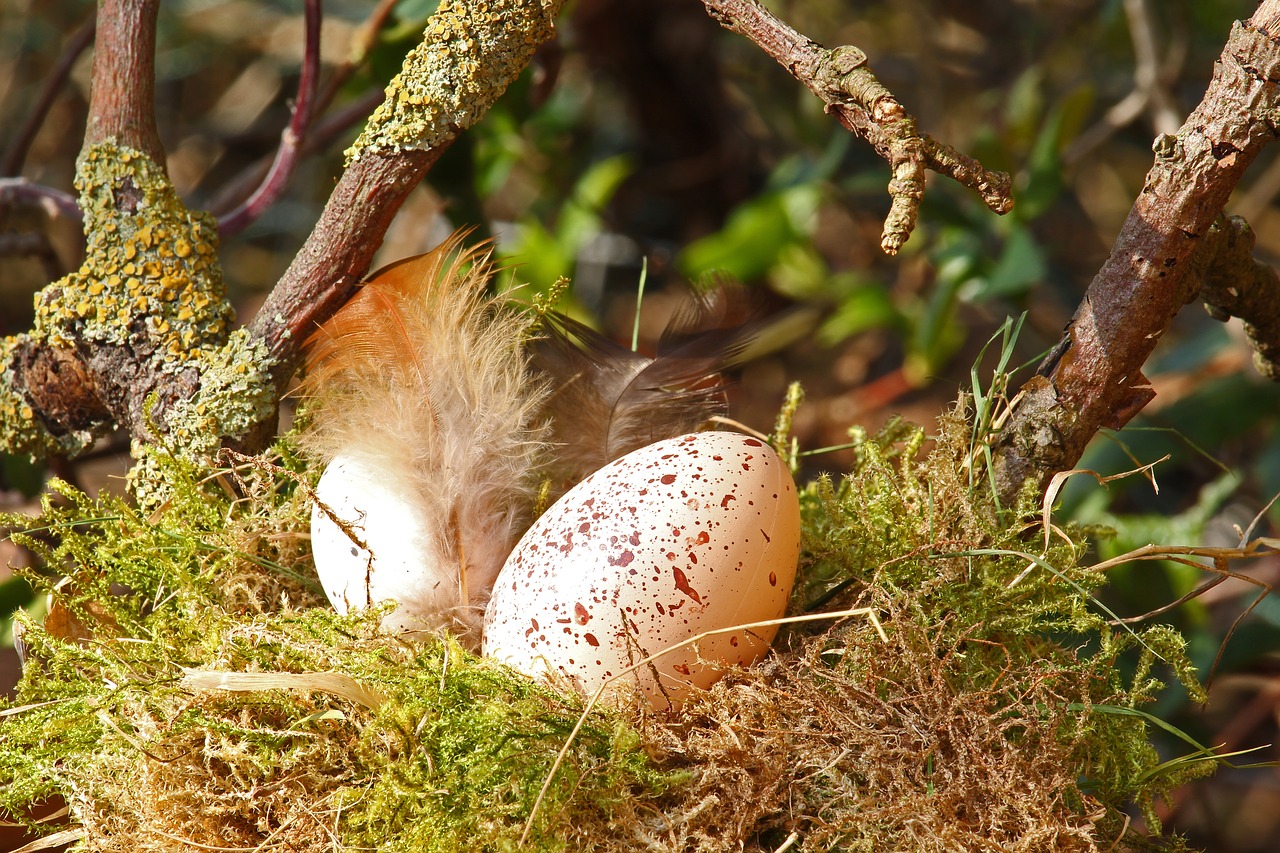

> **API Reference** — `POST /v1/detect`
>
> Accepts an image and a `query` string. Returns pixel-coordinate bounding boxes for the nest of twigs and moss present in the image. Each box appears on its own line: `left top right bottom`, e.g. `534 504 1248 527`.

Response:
0 399 1218 852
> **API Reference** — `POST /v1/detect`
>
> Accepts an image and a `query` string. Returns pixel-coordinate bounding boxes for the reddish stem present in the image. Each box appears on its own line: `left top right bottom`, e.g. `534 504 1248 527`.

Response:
85 0 163 161
0 178 82 221
217 0 324 238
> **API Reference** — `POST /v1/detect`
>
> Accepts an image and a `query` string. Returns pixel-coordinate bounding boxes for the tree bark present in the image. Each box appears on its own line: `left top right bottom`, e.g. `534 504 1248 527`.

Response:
992 2 1280 505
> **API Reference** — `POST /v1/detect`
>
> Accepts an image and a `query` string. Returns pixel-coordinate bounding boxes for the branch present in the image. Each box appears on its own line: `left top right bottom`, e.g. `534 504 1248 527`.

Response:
1 16 96 177
1 0 239 474
1065 0 1185 165
991 3 1280 505
1 0 569 479
0 178 82 222
1198 216 1280 380
699 0 1013 255
246 0 566 391
207 0 399 219
84 0 164 161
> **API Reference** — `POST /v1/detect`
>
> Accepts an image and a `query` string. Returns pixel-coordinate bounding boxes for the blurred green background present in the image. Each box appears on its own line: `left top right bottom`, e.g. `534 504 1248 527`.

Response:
3 1 1279 849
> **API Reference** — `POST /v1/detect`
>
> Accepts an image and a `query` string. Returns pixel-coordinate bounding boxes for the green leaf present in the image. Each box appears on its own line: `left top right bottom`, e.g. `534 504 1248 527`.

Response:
678 186 818 281
1018 85 1093 219
817 283 900 346
971 224 1047 300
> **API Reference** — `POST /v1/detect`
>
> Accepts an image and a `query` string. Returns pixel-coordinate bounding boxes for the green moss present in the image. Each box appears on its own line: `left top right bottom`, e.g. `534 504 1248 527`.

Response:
787 408 1211 841
0 402 1216 851
350 0 566 160
0 440 676 851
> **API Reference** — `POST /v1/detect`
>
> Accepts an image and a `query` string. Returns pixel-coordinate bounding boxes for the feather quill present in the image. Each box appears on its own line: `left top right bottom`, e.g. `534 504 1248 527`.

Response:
532 283 764 486
300 231 546 647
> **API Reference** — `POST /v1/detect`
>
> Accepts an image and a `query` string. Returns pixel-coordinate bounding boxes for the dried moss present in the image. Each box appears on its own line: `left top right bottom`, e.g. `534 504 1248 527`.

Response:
0 401 1214 851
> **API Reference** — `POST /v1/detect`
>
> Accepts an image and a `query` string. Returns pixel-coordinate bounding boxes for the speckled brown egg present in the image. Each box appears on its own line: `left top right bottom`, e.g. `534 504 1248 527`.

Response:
482 430 801 711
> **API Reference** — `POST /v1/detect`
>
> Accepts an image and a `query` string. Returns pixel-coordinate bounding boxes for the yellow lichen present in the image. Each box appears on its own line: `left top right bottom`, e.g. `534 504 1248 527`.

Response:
3 141 279 463
32 141 231 364
348 0 566 160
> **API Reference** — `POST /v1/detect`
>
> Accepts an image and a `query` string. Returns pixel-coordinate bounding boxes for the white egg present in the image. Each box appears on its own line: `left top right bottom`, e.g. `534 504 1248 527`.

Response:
483 431 801 711
310 453 454 634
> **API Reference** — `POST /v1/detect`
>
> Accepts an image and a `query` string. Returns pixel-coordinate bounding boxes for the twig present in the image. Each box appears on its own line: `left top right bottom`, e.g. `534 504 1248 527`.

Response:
1196 215 1280 380
246 0 567 413
207 0 398 218
0 230 63 282
1124 0 1184 134
207 88 383 218
1066 0 1185 164
699 0 1012 254
0 177 83 222
1 16 96 177
314 0 401 116
217 0 323 238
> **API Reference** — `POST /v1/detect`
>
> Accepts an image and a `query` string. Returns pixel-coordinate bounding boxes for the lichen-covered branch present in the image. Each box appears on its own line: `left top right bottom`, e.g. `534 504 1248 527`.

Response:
0 0 249 469
700 0 1013 254
1198 215 1280 380
247 0 566 394
1 0 568 480
991 4 1280 505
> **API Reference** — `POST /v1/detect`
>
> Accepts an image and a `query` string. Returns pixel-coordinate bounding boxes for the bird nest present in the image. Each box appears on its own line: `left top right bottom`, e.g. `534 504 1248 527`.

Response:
0 400 1211 852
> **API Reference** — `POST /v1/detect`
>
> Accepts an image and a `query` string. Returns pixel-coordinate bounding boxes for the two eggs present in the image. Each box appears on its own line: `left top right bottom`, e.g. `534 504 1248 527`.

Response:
311 431 802 710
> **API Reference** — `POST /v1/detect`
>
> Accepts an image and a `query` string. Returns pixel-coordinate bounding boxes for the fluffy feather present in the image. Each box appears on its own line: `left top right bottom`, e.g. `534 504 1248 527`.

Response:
532 283 763 486
300 231 546 647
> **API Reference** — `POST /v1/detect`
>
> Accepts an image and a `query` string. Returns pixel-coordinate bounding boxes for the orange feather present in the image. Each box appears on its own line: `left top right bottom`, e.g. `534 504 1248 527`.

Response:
300 231 546 646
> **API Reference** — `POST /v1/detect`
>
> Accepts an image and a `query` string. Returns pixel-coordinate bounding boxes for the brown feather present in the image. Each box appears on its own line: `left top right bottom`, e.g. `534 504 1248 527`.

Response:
533 283 765 485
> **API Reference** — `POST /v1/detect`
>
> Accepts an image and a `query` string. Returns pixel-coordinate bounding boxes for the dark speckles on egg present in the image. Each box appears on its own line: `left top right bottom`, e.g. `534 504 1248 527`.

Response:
660 473 677 485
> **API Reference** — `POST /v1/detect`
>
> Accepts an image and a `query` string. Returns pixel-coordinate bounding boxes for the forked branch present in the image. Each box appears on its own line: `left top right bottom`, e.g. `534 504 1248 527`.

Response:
700 0 1013 254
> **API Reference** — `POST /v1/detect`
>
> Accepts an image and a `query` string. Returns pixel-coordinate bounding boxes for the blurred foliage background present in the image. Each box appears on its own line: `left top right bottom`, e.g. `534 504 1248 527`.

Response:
3 0 1280 849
